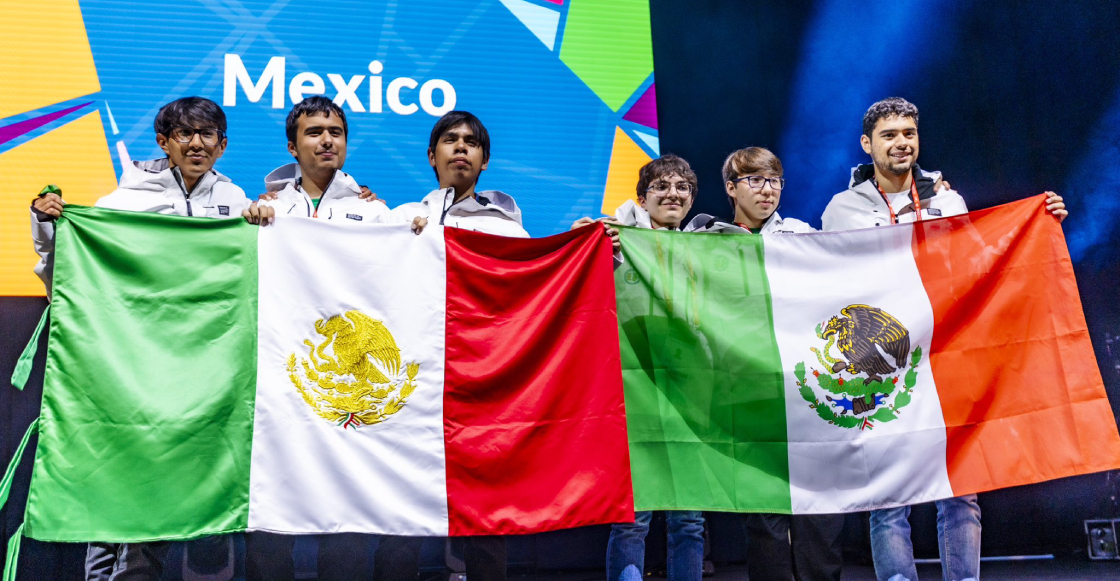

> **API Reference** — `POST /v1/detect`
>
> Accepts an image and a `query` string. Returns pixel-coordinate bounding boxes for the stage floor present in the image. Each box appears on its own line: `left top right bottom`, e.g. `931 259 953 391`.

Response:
505 560 1120 581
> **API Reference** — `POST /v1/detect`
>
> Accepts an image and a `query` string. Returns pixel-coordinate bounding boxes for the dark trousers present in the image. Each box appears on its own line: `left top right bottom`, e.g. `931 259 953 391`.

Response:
244 532 373 581
743 513 844 581
85 542 171 581
373 535 507 581
244 532 294 581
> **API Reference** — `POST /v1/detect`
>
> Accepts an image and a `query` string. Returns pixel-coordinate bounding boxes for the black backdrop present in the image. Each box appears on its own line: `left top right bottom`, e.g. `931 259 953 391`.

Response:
4 0 1120 575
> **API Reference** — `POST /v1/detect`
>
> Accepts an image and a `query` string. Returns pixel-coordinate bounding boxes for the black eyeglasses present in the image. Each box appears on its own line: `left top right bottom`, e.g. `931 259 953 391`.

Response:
732 175 785 191
169 126 224 146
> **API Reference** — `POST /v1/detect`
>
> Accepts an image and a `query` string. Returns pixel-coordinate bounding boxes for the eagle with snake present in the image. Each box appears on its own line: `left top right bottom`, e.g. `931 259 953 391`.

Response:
815 304 910 383
304 310 400 391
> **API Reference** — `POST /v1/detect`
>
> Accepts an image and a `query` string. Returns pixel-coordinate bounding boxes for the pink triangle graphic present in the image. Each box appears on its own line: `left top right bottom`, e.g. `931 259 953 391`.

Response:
0 102 93 147
622 84 657 130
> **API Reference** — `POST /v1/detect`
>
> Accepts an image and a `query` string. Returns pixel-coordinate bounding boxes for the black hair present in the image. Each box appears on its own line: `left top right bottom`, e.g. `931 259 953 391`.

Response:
285 96 348 143
153 97 227 136
863 97 919 138
427 111 490 181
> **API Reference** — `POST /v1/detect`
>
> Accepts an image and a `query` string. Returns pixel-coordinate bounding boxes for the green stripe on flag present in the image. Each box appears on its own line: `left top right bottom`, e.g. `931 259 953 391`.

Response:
25 206 259 542
616 227 791 513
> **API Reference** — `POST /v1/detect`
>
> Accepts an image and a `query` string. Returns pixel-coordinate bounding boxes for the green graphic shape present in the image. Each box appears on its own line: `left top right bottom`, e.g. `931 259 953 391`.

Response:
559 0 654 111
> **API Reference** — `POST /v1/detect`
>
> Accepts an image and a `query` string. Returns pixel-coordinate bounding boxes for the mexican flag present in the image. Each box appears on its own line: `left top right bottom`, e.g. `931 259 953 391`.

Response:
21 206 631 542
616 194 1120 514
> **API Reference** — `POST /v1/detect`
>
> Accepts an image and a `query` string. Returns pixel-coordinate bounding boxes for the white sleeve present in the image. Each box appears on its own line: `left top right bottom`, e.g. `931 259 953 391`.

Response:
30 206 57 294
386 201 429 224
820 199 845 232
938 190 969 217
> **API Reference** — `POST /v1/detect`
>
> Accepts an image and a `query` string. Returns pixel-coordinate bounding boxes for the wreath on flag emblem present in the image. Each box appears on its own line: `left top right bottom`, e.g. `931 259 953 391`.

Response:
795 304 922 431
287 310 419 430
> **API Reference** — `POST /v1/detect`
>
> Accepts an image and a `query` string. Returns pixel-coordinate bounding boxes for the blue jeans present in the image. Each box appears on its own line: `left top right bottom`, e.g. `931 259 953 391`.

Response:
870 495 981 581
606 510 704 581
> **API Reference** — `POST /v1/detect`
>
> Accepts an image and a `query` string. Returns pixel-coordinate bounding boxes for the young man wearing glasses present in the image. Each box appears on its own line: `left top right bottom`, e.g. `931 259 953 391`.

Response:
685 147 844 581
573 154 706 581
29 96 253 581
685 147 813 235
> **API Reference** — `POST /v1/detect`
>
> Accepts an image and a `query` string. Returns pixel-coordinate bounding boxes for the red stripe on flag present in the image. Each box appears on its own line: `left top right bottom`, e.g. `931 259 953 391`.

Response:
443 225 633 535
913 194 1120 496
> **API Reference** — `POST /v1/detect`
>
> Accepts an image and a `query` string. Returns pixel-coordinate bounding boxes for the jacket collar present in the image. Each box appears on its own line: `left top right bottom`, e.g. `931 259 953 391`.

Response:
850 163 938 201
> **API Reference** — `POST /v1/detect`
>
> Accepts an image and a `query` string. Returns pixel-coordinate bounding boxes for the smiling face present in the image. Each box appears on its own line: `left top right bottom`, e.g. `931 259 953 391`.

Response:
429 122 488 191
157 127 226 191
861 114 919 181
288 111 347 176
639 172 694 229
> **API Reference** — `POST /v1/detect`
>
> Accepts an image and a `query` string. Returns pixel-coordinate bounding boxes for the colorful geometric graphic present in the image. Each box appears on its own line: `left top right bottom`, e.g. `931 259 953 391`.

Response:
622 83 657 129
498 0 561 50
498 0 659 217
558 0 654 112
0 0 111 296
0 1 100 119
601 127 652 215
2 0 659 296
0 112 118 296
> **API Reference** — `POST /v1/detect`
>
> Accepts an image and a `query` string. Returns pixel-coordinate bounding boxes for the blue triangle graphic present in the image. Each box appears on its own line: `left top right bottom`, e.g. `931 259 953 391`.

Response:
633 130 660 157
499 0 560 51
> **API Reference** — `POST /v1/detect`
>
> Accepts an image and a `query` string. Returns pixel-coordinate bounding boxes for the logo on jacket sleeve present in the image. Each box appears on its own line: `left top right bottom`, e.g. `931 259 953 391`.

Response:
218 205 230 216
287 310 418 430
346 213 362 221
795 304 921 431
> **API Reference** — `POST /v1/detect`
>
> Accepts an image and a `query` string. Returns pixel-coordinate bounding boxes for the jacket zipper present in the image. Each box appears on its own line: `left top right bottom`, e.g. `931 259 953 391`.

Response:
174 169 195 216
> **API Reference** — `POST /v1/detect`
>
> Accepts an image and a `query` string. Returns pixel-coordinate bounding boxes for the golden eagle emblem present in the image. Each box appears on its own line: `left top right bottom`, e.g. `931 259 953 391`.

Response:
797 304 922 431
815 304 910 382
287 310 419 429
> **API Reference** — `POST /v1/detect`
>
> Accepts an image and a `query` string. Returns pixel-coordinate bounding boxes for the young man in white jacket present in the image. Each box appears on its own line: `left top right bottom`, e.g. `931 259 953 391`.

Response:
822 97 1067 581
683 147 844 581
29 96 253 581
373 111 526 581
247 96 388 224
573 154 706 581
30 97 253 295
388 111 528 239
684 147 814 236
243 95 388 581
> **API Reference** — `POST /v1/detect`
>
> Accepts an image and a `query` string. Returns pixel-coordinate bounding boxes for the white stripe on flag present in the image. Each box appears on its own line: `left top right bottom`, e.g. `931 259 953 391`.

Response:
764 226 955 513
249 219 450 535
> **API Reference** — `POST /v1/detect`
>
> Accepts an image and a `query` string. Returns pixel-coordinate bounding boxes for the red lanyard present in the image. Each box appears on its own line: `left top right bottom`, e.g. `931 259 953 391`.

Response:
875 173 922 225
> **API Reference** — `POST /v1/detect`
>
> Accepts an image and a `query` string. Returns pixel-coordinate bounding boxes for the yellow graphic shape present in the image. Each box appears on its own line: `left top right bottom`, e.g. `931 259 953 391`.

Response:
601 127 652 216
0 0 101 118
0 111 117 296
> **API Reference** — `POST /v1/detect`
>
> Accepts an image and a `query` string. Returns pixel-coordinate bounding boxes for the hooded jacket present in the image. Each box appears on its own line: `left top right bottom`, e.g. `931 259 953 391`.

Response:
613 199 693 231
389 187 529 238
30 158 250 293
821 163 967 231
683 211 814 234
260 163 389 223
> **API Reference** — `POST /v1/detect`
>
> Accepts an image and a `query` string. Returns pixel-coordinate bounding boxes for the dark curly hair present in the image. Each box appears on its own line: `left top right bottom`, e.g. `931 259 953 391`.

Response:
862 97 919 138
636 154 698 200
